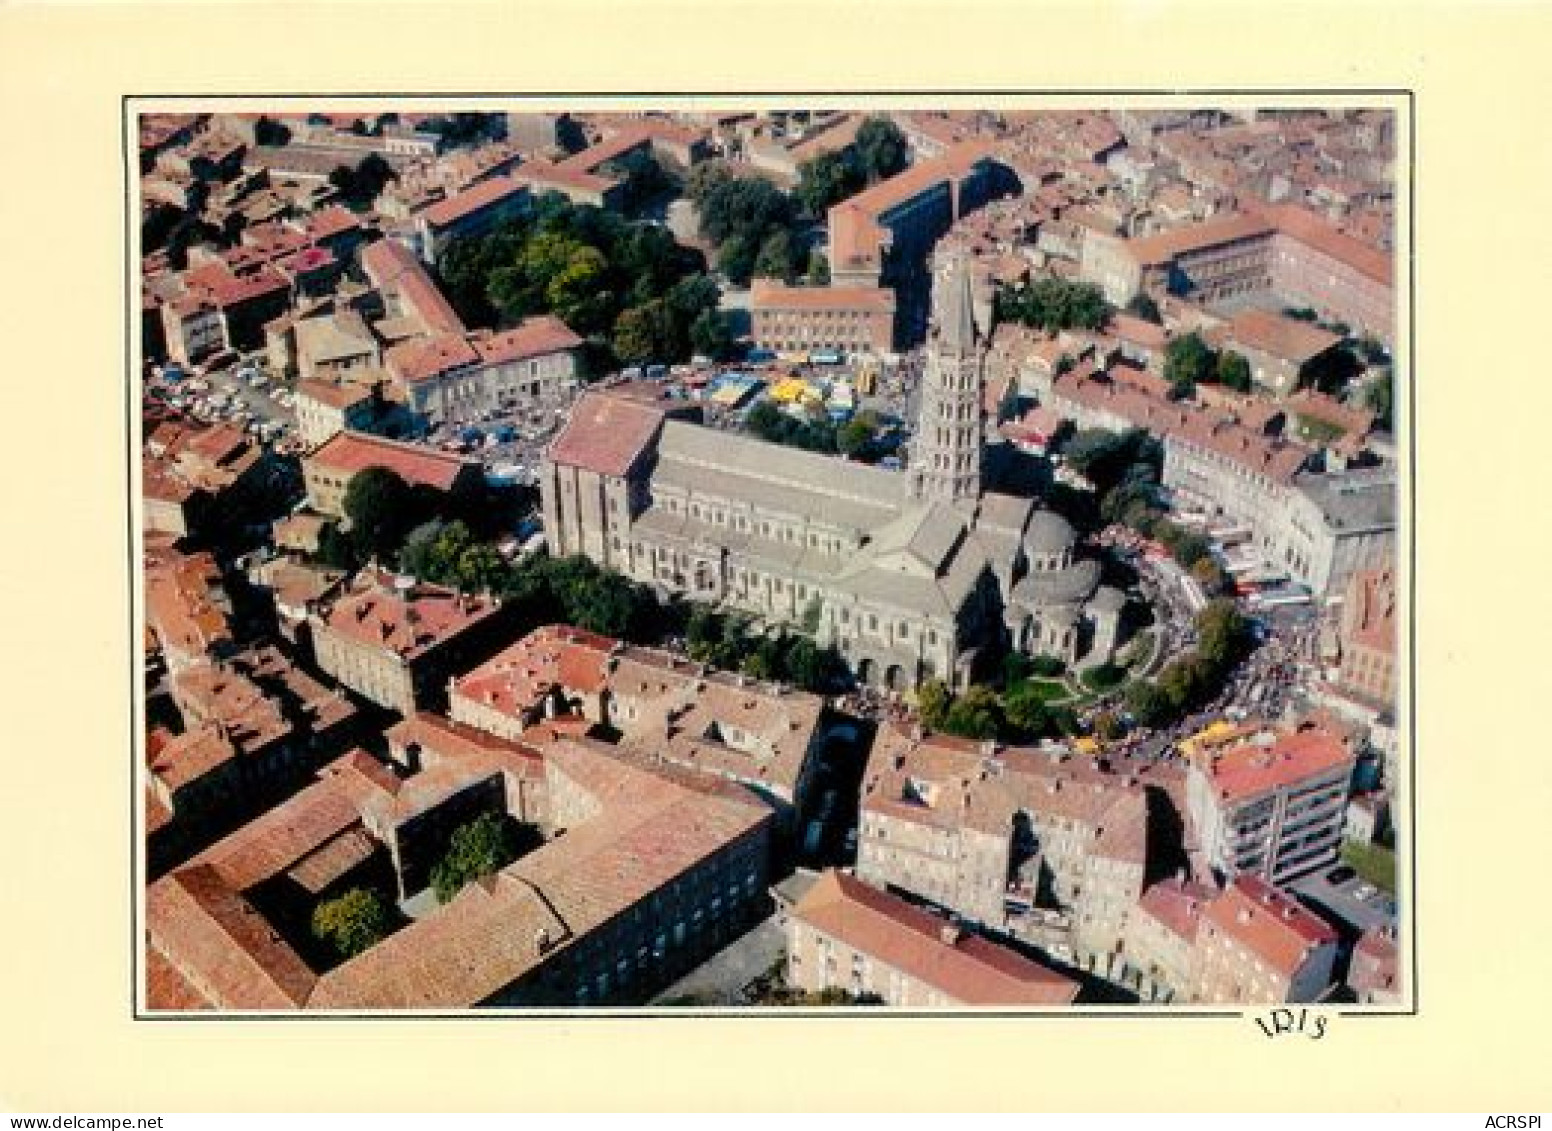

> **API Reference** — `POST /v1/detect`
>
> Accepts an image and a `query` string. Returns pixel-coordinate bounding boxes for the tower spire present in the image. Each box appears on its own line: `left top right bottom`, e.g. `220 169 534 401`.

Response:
936 252 978 354
909 254 985 507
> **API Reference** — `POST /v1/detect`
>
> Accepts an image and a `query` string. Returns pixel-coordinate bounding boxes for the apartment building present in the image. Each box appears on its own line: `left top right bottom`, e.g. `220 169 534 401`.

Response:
749 280 897 356
776 868 1079 1006
309 570 509 715
1185 724 1356 886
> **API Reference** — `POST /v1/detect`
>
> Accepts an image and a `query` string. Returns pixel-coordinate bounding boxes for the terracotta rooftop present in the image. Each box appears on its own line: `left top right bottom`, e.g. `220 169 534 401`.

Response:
546 389 669 477
144 549 231 661
512 160 618 195
1135 877 1217 944
1124 212 1275 267
308 737 771 1008
1257 202 1394 286
1225 309 1341 364
315 570 501 662
306 430 477 493
861 724 1151 866
1202 875 1338 978
359 238 466 336
1201 725 1354 804
296 379 373 410
794 870 1080 1006
384 332 481 386
451 625 617 722
469 315 583 365
750 280 896 313
419 174 528 229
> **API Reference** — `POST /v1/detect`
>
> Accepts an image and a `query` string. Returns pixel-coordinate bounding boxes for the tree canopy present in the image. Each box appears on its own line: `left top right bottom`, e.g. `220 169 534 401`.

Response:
1125 293 1162 324
310 888 394 960
687 164 802 286
328 153 396 209
854 116 909 183
1363 372 1393 431
994 278 1111 333
794 150 866 217
436 194 719 368
1164 332 1215 399
430 813 527 904
343 466 416 561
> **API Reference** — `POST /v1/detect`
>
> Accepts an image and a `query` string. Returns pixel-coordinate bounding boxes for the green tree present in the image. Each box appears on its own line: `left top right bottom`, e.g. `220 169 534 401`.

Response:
696 174 793 247
1191 555 1229 596
806 249 831 286
397 519 447 579
431 813 522 904
716 233 758 286
1002 682 1052 737
837 411 878 458
310 887 393 960
784 636 839 693
343 466 414 561
942 685 1002 740
754 228 799 283
316 522 359 571
1363 372 1393 431
790 597 820 634
455 542 508 594
1028 654 1067 678
1195 599 1250 670
613 299 674 364
996 278 1110 333
1216 350 1252 392
1125 293 1162 323
854 116 909 183
1164 333 1214 399
795 149 865 216
686 605 723 663
1158 656 1208 711
1124 679 1173 728
916 679 952 730
1093 711 1124 742
543 244 610 325
690 308 736 361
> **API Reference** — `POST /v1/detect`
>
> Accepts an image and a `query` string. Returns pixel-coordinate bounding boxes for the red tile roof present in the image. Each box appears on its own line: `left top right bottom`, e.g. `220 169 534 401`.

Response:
1202 726 1354 803
750 280 896 313
1202 876 1338 978
792 870 1079 1005
297 379 373 410
1136 878 1216 943
512 160 618 195
1258 203 1393 285
451 624 617 721
300 204 361 243
470 315 583 365
546 389 668 477
317 571 501 662
306 430 476 494
146 864 318 1009
359 238 465 336
1226 309 1341 364
419 174 529 229
385 332 481 386
1124 213 1274 267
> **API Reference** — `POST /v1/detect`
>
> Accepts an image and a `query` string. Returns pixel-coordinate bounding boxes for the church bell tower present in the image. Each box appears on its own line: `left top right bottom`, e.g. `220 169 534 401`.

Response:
909 254 984 507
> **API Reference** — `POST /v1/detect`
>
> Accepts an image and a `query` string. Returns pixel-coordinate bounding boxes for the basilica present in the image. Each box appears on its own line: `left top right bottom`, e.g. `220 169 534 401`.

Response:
540 255 1128 691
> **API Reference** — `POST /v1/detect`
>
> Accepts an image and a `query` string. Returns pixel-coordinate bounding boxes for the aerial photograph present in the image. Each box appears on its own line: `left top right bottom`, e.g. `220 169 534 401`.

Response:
137 104 1402 1012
